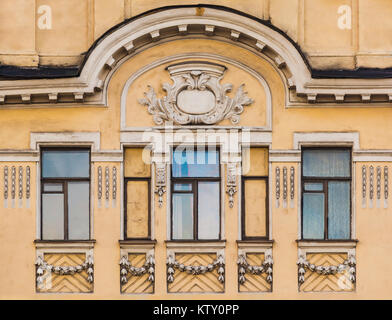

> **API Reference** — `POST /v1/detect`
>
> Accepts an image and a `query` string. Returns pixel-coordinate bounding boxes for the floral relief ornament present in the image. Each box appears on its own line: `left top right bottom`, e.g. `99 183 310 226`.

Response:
139 62 254 125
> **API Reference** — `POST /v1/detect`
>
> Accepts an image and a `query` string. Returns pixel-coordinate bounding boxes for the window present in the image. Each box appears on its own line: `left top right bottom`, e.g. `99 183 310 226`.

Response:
241 147 269 239
171 148 220 240
124 148 151 239
301 148 351 240
41 148 90 240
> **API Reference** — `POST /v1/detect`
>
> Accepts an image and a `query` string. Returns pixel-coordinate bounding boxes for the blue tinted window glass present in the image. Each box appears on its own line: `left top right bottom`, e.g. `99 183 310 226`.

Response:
172 193 193 239
303 193 324 239
42 193 64 240
68 182 90 240
172 149 219 178
304 183 323 191
173 183 192 191
42 150 89 178
328 181 350 239
303 149 350 177
198 182 220 239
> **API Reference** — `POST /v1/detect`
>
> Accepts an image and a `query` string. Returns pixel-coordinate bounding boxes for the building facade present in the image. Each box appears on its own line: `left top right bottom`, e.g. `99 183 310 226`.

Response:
0 1 392 299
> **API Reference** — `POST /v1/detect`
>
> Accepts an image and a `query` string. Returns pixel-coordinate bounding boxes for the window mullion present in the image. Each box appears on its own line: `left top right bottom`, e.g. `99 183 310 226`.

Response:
194 180 198 240
324 180 328 240
64 181 68 240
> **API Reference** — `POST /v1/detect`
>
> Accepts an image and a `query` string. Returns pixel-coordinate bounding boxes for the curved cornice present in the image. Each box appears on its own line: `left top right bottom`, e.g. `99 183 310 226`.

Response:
0 5 392 106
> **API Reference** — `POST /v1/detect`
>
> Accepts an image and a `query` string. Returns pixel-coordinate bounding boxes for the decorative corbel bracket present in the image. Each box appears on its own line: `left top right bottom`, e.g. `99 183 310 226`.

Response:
226 162 237 208
154 162 166 207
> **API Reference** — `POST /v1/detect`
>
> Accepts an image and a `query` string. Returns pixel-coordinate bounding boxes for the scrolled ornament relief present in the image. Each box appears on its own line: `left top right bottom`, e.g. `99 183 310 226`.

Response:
155 162 166 207
226 162 237 208
139 62 253 125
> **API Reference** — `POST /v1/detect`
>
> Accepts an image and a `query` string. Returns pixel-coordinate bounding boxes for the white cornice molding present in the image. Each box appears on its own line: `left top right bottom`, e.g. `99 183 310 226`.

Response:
0 7 391 106
293 132 360 150
30 132 101 151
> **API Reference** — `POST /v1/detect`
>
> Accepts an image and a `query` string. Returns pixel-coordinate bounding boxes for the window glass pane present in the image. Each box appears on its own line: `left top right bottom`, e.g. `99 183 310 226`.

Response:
302 193 324 239
172 193 193 239
303 149 350 177
173 183 192 191
172 149 219 178
126 180 149 239
42 150 89 178
304 183 323 191
42 194 64 240
328 181 350 239
198 182 220 239
43 183 63 192
68 182 90 240
244 179 267 238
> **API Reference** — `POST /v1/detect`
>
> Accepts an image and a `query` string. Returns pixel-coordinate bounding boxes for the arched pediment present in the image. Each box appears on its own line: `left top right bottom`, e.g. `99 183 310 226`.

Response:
0 5 392 106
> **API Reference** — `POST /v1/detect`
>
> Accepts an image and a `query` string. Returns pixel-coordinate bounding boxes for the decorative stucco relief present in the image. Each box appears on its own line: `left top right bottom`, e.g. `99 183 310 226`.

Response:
166 250 225 293
120 250 155 291
237 249 273 291
297 250 356 292
139 62 253 125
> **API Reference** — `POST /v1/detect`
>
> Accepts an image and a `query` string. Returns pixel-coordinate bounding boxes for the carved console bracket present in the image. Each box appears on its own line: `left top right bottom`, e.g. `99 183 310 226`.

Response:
237 249 273 285
139 62 253 125
120 249 155 285
154 162 166 207
166 249 225 284
226 162 237 208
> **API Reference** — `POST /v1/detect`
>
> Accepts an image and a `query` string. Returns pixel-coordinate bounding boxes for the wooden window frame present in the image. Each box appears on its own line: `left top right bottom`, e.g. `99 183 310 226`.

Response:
301 147 352 241
40 147 91 241
170 149 221 241
123 177 151 240
241 176 269 240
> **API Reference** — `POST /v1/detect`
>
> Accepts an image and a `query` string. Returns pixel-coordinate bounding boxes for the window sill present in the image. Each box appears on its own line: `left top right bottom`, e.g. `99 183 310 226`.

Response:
166 240 226 251
296 239 358 249
237 239 274 250
119 239 156 251
119 239 157 245
34 239 96 250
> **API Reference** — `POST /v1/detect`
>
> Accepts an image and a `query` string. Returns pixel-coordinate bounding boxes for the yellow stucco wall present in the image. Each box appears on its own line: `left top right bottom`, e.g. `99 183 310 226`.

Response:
1 0 392 68
0 4 391 300
0 36 391 298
